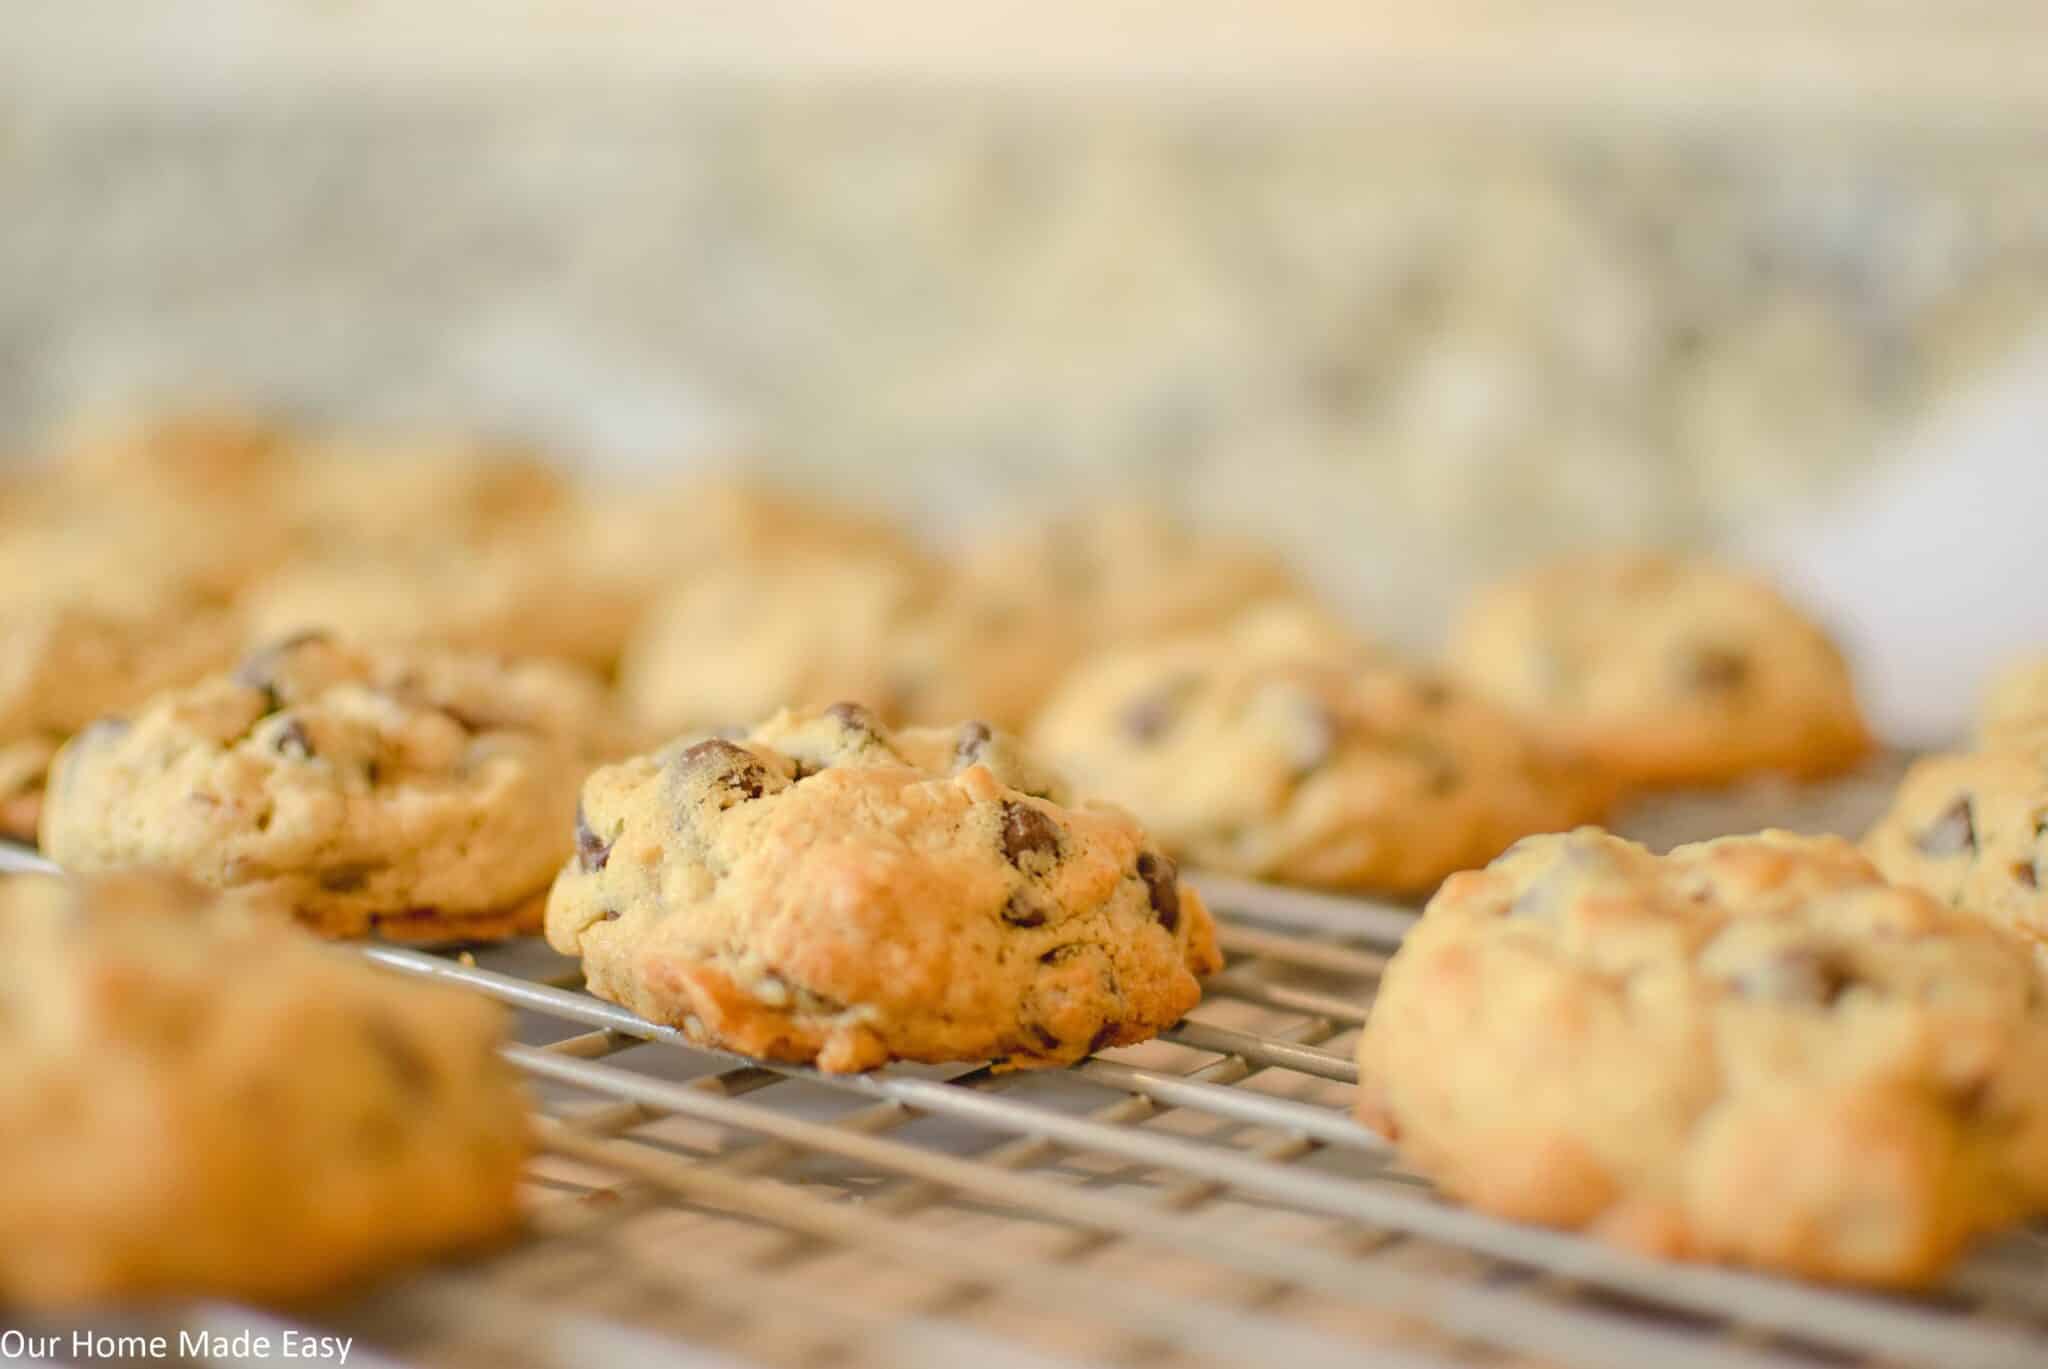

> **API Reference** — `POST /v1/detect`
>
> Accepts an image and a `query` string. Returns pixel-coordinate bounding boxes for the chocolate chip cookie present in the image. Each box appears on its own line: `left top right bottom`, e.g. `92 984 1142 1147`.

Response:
620 550 1074 737
1358 828 2048 1288
245 541 641 677
1448 552 1872 790
1031 606 1609 894
546 703 1221 1072
40 633 621 940
0 870 528 1304
958 504 1309 650
0 599 238 842
1863 744 2048 949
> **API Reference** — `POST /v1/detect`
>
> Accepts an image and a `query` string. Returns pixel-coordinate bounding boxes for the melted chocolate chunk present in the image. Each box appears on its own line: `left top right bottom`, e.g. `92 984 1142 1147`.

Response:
1029 1023 1062 1051
235 631 330 713
1000 892 1048 928
575 803 612 872
274 718 315 761
954 720 994 768
1000 801 1061 867
2015 862 2040 890
1916 798 1976 858
1087 1022 1121 1054
677 738 768 802
318 863 382 893
1730 948 1856 1006
1136 851 1181 932
1122 689 1179 744
1686 646 1751 692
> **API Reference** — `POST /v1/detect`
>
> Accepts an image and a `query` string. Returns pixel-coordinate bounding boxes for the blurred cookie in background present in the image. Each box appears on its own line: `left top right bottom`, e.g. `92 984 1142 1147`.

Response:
1034 603 1608 894
40 633 619 941
1449 551 1872 792
1864 741 2048 950
620 544 1080 739
957 504 1312 652
244 540 642 678
0 869 528 1304
283 434 573 554
0 597 238 842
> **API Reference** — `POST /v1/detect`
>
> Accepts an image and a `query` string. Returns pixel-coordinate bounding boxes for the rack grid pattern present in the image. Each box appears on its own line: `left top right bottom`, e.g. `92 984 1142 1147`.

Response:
6 846 2048 1368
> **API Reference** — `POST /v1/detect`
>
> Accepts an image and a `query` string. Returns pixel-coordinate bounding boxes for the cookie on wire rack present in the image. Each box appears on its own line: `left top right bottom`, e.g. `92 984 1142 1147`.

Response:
547 702 1222 1072
0 870 529 1304
1032 603 1609 895
40 632 625 941
1357 827 2048 1288
1447 551 1872 791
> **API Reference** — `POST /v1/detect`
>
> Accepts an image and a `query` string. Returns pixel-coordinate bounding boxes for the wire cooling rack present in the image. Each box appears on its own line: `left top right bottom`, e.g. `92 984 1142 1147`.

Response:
5 842 2048 1369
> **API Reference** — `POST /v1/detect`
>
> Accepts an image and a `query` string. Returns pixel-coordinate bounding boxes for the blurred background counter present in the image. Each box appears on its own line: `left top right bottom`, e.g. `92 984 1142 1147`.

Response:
4 2 2047 651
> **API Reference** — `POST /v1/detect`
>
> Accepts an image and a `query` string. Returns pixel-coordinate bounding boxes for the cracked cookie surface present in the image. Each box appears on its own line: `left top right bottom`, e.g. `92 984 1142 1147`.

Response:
546 703 1221 1072
1032 605 1608 894
0 870 528 1304
1448 552 1871 790
1357 828 2048 1288
40 633 621 940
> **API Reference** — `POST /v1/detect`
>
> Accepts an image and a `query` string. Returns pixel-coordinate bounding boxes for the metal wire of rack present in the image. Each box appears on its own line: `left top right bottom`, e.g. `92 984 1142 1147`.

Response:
5 842 2048 1368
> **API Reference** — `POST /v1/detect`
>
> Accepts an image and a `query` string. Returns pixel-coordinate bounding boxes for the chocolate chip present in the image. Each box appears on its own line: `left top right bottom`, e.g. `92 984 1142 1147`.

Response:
2015 862 2039 890
1686 646 1750 692
318 863 381 893
825 700 878 734
1000 801 1061 867
1001 892 1048 928
1029 1023 1062 1051
1087 1022 1121 1054
274 718 315 761
1122 689 1179 744
600 908 622 922
1916 799 1976 858
955 720 994 768
1730 948 1856 1006
1039 944 1077 965
1136 851 1181 932
677 738 768 802
575 803 611 872
362 1018 435 1096
235 631 329 713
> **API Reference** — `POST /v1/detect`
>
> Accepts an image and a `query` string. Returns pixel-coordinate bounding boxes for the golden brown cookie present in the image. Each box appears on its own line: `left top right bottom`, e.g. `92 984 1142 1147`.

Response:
1448 552 1872 790
1864 743 2048 950
546 703 1221 1072
0 870 528 1305
40 633 621 940
620 548 1075 737
1358 828 2048 1288
1032 605 1608 894
957 504 1308 650
0 599 238 842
